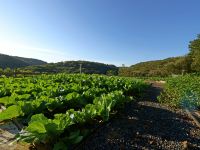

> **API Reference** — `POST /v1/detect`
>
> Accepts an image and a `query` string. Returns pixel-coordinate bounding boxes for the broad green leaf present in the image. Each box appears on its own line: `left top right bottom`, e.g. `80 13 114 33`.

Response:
0 96 15 105
26 122 47 134
72 135 83 144
67 130 80 140
0 105 23 121
29 114 48 124
53 141 68 150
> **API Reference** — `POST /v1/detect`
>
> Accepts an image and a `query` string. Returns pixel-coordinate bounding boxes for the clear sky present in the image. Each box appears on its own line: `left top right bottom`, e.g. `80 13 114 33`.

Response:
0 0 200 66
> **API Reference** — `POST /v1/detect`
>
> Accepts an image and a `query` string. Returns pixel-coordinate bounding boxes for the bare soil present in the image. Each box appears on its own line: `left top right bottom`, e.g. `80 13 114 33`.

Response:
75 82 200 150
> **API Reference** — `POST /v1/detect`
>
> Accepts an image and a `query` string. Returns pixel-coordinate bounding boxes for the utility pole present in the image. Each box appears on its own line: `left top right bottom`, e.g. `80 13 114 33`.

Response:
182 69 185 76
80 64 82 74
13 69 16 77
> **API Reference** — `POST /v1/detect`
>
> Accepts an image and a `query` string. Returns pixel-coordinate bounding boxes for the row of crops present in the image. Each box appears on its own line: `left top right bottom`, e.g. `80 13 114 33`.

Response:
158 75 200 109
0 74 148 149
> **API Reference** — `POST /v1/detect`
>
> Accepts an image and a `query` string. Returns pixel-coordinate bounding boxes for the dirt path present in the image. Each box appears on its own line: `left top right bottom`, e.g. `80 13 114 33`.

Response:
77 83 200 150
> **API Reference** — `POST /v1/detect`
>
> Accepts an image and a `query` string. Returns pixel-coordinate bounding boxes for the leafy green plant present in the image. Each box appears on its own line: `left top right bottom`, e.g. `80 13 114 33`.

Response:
158 75 200 108
0 74 148 149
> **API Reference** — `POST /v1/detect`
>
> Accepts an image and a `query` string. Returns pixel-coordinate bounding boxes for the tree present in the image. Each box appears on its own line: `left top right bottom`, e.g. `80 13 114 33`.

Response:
0 68 3 75
106 70 117 76
4 67 12 76
165 62 177 74
188 34 200 72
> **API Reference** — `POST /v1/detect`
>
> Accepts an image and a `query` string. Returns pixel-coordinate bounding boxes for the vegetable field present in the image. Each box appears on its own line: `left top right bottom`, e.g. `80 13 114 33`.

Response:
0 74 148 149
158 75 200 109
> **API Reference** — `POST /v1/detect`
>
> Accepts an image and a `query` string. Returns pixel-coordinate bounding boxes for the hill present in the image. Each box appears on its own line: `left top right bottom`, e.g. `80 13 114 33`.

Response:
23 60 118 75
14 56 47 66
119 56 191 77
0 53 47 69
118 35 200 77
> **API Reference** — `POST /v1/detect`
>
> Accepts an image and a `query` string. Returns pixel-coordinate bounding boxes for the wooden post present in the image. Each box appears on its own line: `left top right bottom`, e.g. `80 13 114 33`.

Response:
80 64 82 74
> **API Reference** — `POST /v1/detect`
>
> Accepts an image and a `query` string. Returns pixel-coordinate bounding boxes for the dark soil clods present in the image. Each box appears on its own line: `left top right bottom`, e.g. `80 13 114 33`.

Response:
75 83 200 150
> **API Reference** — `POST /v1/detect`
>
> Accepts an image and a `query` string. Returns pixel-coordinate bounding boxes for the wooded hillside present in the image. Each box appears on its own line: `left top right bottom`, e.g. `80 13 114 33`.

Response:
0 53 47 69
119 56 190 77
23 61 118 75
119 35 200 77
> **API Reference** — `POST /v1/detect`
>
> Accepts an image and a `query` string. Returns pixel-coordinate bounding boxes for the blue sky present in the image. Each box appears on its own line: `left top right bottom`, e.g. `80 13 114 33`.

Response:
0 0 200 66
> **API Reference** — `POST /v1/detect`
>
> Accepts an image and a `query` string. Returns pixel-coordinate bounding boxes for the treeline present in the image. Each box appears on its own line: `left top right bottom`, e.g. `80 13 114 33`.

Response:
0 68 39 77
119 35 200 77
22 61 118 75
0 54 118 76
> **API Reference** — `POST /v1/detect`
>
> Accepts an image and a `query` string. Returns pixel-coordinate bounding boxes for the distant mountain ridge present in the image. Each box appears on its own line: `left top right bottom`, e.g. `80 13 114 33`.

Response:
0 53 47 69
